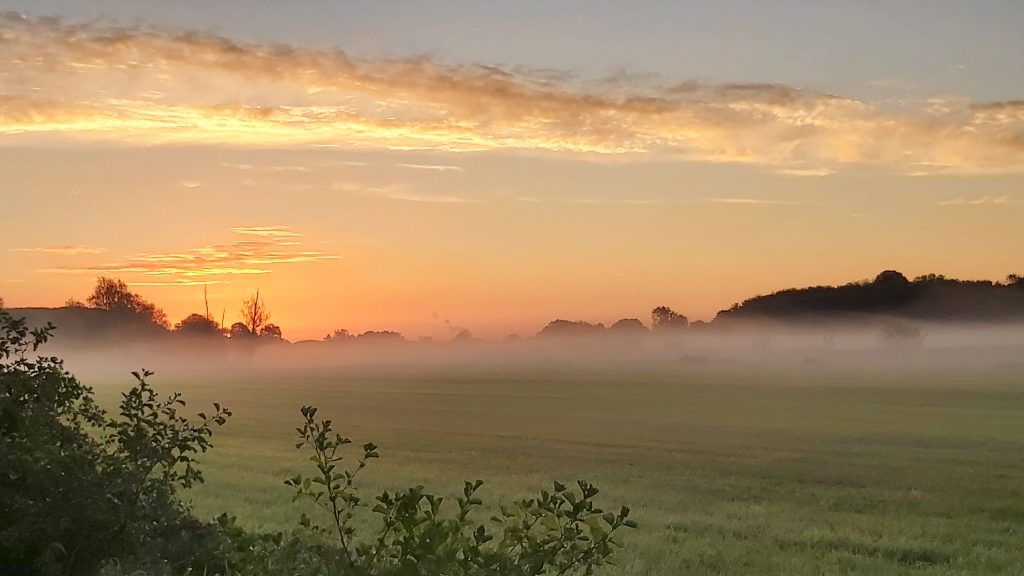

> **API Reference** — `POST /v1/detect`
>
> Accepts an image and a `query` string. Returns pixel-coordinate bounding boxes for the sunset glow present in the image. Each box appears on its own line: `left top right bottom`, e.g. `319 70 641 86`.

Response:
2 3 1022 340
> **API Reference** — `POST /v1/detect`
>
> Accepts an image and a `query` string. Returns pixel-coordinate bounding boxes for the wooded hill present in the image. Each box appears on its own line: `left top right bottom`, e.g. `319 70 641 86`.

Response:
715 271 1024 323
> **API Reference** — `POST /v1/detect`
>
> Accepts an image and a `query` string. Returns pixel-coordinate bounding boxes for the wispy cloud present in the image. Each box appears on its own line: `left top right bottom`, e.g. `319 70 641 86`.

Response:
707 198 806 205
397 163 466 173
515 196 663 205
319 160 369 167
130 280 227 286
335 183 482 204
775 167 835 177
12 244 107 255
221 162 311 172
43 226 338 280
936 195 1017 206
0 15 1022 175
230 226 302 238
376 190 482 204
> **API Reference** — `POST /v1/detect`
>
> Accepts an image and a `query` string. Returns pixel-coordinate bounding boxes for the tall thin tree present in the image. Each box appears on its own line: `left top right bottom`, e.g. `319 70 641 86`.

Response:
240 289 270 336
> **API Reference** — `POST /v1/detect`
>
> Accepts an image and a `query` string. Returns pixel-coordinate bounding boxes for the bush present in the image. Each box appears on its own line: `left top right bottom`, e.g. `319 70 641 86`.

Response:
281 406 636 575
0 311 230 576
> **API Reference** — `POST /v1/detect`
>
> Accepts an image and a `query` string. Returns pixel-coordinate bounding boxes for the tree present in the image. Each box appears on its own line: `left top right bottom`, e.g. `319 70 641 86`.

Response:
228 322 252 339
174 313 222 337
651 306 688 331
609 318 648 334
239 289 270 336
875 270 910 285
86 277 136 310
1008 274 1024 288
85 277 168 328
260 323 282 340
64 298 87 308
356 330 404 342
537 320 605 338
324 328 353 342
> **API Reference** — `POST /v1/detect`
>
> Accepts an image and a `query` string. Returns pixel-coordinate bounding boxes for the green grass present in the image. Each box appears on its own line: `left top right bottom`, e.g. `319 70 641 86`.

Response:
88 363 1024 575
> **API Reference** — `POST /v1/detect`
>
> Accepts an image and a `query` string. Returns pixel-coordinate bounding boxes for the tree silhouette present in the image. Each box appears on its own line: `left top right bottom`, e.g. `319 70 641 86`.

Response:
609 318 648 334
651 306 688 331
239 289 270 336
325 329 353 342
260 323 283 340
229 322 252 339
86 277 168 328
716 270 1024 321
174 313 222 337
537 320 605 338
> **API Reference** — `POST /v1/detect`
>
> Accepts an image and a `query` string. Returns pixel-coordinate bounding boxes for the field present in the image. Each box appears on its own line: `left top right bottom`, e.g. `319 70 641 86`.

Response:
88 361 1024 575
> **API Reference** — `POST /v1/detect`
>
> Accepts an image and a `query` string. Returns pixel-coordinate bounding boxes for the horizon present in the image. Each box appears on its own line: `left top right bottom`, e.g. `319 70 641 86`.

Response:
5 268 1023 343
2 2 1022 341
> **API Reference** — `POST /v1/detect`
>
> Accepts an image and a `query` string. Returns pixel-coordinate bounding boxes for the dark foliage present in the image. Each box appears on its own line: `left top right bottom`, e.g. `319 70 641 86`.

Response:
716 270 1024 322
174 313 223 337
282 406 636 576
537 320 606 338
0 310 230 576
650 307 688 331
87 277 169 329
355 330 405 343
608 318 648 334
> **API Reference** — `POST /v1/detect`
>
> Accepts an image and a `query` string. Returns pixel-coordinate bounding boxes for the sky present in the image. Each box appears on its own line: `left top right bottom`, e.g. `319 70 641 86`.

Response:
1 1 1022 340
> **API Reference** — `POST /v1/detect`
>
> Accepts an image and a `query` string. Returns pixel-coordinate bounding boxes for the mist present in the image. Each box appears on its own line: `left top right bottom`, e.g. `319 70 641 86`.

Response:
43 318 1024 387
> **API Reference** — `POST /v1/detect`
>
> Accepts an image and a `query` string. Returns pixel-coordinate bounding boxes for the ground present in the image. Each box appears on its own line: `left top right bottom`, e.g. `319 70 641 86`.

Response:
87 361 1024 575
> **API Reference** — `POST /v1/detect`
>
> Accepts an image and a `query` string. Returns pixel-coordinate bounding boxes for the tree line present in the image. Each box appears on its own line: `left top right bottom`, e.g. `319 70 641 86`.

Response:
59 277 283 341
4 269 1022 345
715 270 1024 322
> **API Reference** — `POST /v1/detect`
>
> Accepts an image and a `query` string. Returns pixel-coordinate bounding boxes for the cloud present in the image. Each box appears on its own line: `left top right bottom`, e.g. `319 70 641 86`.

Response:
936 195 1016 206
130 280 227 286
335 183 482 204
43 226 338 280
12 244 107 255
706 198 806 205
0 14 1022 175
397 163 466 173
775 167 835 177
230 226 302 238
221 162 311 172
515 195 663 205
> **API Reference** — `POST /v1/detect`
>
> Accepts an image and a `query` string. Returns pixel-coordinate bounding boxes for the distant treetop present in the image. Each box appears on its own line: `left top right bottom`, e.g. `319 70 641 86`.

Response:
85 277 168 328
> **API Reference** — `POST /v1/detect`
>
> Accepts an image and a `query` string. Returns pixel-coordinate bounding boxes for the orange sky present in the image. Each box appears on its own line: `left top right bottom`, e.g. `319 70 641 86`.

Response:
1 15 1022 340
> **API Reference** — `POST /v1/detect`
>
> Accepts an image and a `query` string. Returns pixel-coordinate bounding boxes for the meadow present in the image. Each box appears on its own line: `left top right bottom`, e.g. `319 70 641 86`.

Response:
87 360 1024 575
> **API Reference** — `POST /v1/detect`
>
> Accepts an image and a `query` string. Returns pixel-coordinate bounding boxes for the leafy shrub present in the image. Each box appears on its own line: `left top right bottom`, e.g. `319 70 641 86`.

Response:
0 311 230 576
283 406 636 575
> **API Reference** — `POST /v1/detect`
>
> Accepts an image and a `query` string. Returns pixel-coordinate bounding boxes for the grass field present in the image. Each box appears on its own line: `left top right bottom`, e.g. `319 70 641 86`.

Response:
87 361 1024 575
